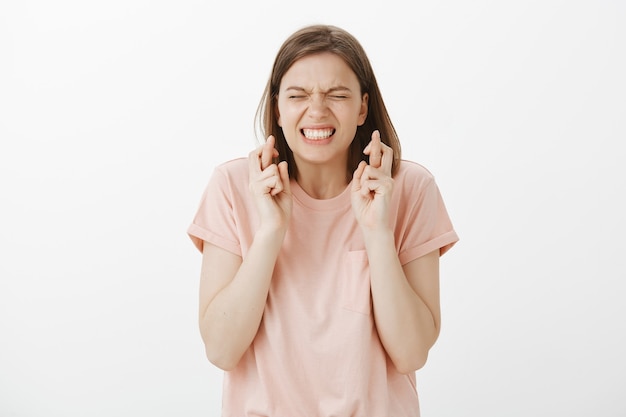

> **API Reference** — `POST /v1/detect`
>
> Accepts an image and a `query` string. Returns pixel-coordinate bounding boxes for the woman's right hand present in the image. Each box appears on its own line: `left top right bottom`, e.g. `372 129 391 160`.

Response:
248 135 292 234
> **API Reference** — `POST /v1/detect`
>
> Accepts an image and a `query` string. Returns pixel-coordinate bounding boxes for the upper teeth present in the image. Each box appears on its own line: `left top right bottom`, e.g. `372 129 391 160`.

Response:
303 129 333 139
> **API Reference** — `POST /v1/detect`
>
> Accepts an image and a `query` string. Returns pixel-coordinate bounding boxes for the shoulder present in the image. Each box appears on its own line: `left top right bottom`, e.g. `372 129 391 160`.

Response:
210 157 248 184
200 157 249 196
214 157 248 175
394 160 436 189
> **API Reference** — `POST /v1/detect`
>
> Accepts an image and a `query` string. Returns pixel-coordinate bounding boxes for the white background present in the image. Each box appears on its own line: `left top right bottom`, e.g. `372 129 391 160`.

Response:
1 1 625 416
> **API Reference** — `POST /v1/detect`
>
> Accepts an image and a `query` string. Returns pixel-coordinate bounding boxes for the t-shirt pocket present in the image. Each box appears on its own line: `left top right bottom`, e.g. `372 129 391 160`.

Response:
341 250 372 315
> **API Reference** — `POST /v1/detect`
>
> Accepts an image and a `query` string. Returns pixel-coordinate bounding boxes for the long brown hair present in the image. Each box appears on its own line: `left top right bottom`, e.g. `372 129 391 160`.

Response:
255 24 401 179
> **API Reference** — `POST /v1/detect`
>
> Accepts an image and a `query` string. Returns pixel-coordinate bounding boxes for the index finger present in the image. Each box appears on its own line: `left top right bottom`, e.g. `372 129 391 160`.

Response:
380 141 393 176
365 130 383 168
260 135 277 170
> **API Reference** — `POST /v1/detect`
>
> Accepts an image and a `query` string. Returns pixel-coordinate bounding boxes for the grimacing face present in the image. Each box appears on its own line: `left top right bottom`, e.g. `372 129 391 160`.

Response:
276 52 368 174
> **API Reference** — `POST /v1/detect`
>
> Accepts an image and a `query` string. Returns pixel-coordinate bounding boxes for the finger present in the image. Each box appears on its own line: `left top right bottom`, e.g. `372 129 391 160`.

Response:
364 130 383 168
269 163 287 196
351 161 367 192
361 180 374 197
269 177 283 196
256 164 281 195
359 177 389 197
277 161 291 194
380 141 393 176
261 135 277 170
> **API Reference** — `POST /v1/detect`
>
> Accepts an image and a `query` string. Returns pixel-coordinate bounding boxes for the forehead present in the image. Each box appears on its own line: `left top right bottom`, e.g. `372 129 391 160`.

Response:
280 52 359 90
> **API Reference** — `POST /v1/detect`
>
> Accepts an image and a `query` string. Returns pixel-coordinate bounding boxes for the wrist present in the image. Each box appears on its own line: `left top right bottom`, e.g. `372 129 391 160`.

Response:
362 227 395 249
254 225 288 247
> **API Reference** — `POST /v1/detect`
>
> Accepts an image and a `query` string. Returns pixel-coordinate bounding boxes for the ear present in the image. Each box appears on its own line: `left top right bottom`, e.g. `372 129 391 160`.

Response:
276 101 282 127
357 93 369 126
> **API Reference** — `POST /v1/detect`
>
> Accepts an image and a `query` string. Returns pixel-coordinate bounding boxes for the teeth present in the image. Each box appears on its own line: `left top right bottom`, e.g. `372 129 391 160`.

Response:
302 128 334 140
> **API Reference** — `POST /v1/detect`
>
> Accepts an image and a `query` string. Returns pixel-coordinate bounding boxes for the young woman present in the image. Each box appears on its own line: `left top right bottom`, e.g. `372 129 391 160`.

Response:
188 24 458 417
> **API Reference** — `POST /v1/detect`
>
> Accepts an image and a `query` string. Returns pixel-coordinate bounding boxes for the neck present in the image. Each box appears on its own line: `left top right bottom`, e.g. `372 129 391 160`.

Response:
295 164 350 199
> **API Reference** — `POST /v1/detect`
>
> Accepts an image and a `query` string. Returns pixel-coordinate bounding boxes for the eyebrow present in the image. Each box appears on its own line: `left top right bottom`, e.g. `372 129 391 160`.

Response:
283 86 353 93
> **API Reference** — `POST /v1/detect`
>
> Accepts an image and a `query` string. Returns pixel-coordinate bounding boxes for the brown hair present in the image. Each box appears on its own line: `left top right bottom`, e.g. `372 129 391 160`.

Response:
255 24 401 179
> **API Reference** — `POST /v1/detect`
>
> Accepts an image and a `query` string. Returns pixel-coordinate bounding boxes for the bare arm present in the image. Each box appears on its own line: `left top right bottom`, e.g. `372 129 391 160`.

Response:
364 235 441 373
198 136 291 370
352 130 441 373
199 230 283 370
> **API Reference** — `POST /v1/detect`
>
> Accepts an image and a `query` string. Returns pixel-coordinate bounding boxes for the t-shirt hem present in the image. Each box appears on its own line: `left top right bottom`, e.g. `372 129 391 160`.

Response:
398 230 459 265
187 223 242 256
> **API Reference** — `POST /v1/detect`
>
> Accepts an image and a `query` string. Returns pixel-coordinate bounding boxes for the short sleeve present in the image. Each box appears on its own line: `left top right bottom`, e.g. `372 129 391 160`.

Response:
395 164 459 265
187 164 244 256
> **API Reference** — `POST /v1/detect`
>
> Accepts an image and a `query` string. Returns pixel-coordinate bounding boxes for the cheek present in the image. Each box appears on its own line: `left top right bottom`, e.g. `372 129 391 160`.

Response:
277 106 302 128
333 102 362 119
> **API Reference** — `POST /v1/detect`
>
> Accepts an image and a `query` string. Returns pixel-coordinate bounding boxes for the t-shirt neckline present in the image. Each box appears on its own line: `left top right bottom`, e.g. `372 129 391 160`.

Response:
290 179 352 211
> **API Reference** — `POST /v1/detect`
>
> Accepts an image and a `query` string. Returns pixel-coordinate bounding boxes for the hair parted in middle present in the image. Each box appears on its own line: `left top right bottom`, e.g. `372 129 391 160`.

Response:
255 24 402 179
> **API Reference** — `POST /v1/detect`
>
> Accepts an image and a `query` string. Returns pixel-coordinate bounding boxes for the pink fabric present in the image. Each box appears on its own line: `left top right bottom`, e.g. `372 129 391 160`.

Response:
188 158 458 417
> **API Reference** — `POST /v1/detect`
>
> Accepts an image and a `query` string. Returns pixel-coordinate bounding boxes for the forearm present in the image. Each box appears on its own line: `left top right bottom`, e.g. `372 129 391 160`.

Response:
364 230 440 373
201 229 284 370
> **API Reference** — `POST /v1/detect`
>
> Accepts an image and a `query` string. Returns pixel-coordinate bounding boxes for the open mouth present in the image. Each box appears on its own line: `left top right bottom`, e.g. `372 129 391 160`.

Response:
301 128 335 140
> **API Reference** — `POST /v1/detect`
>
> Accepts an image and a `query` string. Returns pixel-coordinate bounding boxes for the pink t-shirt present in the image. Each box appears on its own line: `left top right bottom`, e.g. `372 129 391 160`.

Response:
188 158 458 417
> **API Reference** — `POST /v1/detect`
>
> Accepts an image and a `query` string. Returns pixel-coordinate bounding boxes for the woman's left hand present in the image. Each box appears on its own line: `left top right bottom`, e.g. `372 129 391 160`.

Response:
351 130 394 232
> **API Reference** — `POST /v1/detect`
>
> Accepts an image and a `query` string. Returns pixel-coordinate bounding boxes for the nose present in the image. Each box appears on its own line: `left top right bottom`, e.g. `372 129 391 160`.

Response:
307 94 328 118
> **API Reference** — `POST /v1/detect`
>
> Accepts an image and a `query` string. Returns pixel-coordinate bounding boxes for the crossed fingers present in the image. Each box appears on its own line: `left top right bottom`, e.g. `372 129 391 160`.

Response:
248 136 287 197
363 130 392 175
